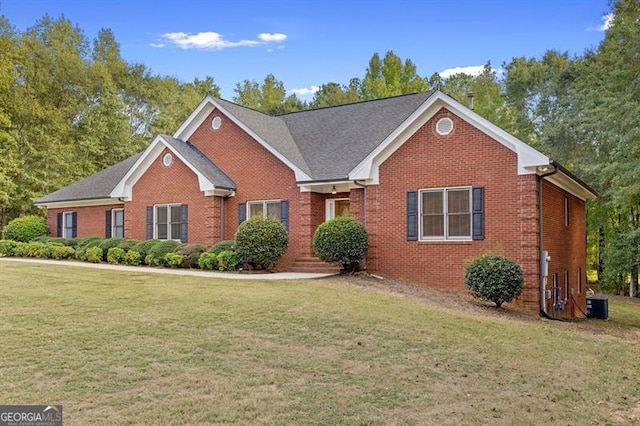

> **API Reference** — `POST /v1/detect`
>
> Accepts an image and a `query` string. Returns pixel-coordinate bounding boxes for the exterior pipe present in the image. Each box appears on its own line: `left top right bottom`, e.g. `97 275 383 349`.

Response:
538 164 559 318
352 180 367 228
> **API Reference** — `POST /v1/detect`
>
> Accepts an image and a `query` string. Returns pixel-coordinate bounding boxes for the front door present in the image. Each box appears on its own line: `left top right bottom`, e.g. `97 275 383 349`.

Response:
326 198 350 220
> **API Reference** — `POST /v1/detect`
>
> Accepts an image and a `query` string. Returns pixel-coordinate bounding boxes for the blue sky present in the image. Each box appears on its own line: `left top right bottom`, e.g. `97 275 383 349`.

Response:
2 0 613 100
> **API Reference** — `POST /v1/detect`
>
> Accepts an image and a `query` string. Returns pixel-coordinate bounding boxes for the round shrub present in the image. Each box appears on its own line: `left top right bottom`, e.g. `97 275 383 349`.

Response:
217 250 239 271
0 240 18 256
49 244 75 260
99 238 126 261
125 250 142 266
85 246 103 263
313 216 368 272
198 252 218 270
144 254 159 267
236 216 288 270
176 244 206 268
132 239 162 259
117 239 141 252
209 240 236 255
107 247 126 264
148 240 181 266
164 252 184 268
3 215 48 242
465 255 524 308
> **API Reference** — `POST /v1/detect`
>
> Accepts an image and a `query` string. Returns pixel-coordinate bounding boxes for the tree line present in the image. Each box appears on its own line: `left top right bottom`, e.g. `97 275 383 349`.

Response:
1 0 638 294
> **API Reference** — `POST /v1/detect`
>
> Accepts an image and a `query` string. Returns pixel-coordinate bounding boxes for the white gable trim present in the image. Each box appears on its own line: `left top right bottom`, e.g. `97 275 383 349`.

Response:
349 91 551 184
34 198 123 209
110 135 224 201
173 96 311 181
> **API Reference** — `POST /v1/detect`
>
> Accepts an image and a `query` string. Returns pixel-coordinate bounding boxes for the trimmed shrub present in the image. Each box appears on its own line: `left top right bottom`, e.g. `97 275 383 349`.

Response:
77 237 104 250
209 240 236 255
117 239 140 252
49 244 75 260
0 240 18 256
465 255 524 308
198 252 218 270
85 246 103 263
132 240 162 259
107 247 126 264
236 216 288 270
144 254 159 267
164 252 184 268
22 242 48 258
3 215 48 242
217 250 239 271
13 242 29 257
148 240 181 266
30 235 52 243
313 216 368 272
176 244 206 268
99 238 126 260
125 250 142 266
75 247 87 261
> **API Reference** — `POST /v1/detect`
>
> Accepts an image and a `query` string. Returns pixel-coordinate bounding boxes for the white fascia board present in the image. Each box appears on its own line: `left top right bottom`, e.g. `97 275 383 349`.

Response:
349 91 551 182
174 97 311 182
545 172 597 201
34 198 123 209
110 135 217 200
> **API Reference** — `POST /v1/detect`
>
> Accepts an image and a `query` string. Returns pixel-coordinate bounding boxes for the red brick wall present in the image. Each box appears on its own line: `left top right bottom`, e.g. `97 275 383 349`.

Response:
127 148 218 245
46 204 123 238
541 180 587 319
366 108 541 311
189 110 303 267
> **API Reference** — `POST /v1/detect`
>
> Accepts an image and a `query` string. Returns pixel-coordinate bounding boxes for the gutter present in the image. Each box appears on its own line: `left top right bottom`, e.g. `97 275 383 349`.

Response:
549 159 598 198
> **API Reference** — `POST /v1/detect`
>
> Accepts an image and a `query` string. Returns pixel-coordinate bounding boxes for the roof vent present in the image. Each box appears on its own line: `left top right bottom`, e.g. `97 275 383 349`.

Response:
162 153 173 167
212 116 222 130
436 117 453 135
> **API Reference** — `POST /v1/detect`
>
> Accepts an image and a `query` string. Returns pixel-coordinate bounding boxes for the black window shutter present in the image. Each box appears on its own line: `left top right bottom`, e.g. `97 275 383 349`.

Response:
238 203 246 226
280 200 289 231
71 212 78 238
146 206 153 240
407 191 418 241
105 210 112 238
180 204 188 243
472 187 484 240
56 213 62 237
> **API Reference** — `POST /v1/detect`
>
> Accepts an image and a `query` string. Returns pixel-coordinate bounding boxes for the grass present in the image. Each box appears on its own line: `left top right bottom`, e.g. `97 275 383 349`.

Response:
1 260 640 425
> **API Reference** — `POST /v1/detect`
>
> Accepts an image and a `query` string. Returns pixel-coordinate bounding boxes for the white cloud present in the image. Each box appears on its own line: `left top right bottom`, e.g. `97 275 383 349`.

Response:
154 31 288 50
290 86 320 97
439 66 486 79
149 43 165 48
258 33 287 42
596 13 614 31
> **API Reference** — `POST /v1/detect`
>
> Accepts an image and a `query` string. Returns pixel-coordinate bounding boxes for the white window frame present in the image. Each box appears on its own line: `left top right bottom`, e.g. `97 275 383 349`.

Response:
154 204 182 241
418 186 472 241
325 198 350 221
112 208 124 238
62 211 74 238
247 200 282 220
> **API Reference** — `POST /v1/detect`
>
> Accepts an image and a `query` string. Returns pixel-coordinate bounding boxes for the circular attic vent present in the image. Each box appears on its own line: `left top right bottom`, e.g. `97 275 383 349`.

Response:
212 116 222 130
436 117 454 135
162 153 173 167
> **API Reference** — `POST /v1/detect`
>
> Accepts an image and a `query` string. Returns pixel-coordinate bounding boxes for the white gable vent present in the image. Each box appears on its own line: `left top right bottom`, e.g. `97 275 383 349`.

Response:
436 117 454 135
212 116 222 130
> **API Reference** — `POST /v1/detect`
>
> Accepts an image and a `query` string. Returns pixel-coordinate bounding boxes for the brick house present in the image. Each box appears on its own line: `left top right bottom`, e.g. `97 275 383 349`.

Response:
35 90 596 319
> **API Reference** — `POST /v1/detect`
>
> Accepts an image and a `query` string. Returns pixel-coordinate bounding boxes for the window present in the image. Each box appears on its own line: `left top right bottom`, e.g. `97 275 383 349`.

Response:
155 205 183 240
419 188 471 240
248 200 282 221
112 209 124 238
63 212 74 238
564 196 570 227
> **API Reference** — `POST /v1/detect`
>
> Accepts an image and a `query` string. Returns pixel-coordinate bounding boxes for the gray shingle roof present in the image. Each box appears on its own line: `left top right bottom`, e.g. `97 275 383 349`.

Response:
161 135 236 190
34 153 142 205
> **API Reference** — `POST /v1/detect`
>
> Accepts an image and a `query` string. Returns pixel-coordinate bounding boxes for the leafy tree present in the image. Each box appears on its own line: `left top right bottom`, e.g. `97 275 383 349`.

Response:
233 74 303 114
360 51 429 99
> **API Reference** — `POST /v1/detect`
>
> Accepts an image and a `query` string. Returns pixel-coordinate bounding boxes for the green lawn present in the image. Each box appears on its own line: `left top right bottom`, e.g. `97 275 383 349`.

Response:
1 261 639 425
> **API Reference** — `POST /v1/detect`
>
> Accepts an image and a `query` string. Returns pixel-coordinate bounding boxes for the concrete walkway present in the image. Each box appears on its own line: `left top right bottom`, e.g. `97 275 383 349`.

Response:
0 257 337 280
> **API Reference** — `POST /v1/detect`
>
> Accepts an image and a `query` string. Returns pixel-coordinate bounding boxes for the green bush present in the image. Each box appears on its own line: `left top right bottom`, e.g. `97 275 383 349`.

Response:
76 237 104 250
144 254 159 267
235 216 288 270
75 247 87 261
3 215 48 242
148 240 181 266
209 240 236 255
49 244 75 260
42 242 63 258
107 247 126 264
176 244 206 268
13 242 29 257
21 242 48 258
125 250 142 266
117 239 140 252
164 252 184 268
132 239 162 259
217 250 239 271
30 235 52 244
198 252 218 270
99 238 126 260
465 255 524 308
313 216 368 272
85 246 103 263
0 240 18 256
